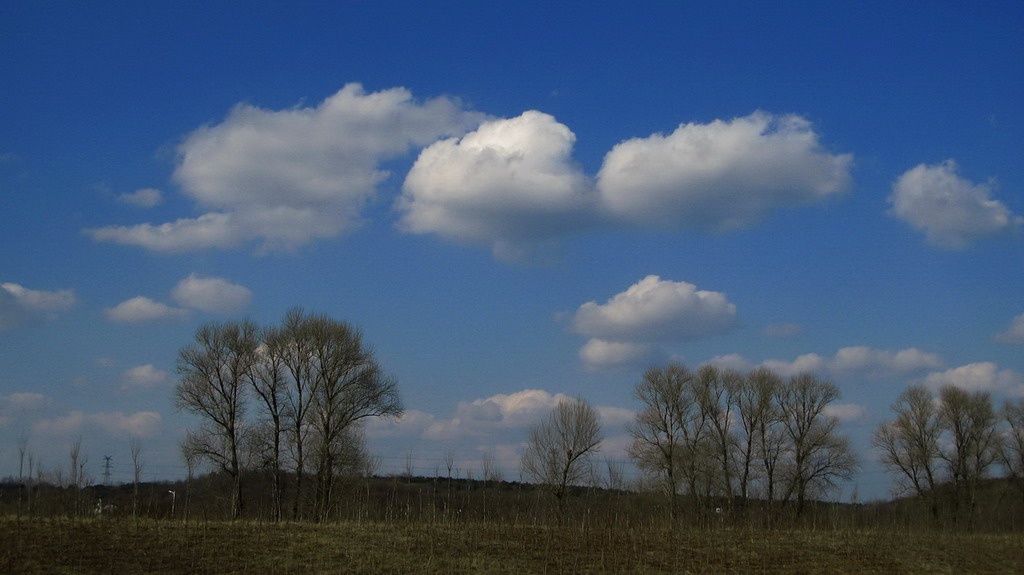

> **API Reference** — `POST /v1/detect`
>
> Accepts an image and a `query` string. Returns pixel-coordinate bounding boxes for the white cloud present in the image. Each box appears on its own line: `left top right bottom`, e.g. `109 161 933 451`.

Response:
33 410 163 437
444 389 571 433
921 362 1024 396
1 283 77 312
88 212 241 252
0 392 47 415
368 389 618 442
363 389 628 479
888 160 1021 249
702 353 755 373
761 353 827 378
597 112 852 231
832 346 944 375
0 282 77 330
105 275 250 323
578 339 663 371
573 275 737 343
96 411 163 436
105 296 189 323
824 403 866 422
762 346 943 379
994 313 1024 345
121 364 172 389
118 188 164 208
399 110 853 262
87 84 487 253
398 111 592 261
595 405 636 428
171 273 252 313
364 409 438 438
571 276 737 371
32 411 86 435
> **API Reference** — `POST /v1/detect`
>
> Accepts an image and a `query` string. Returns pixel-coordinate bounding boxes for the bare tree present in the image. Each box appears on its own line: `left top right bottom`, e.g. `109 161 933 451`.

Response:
180 440 200 522
873 385 942 519
522 397 602 504
175 319 259 519
627 363 694 519
937 385 1001 525
250 326 287 521
444 448 456 480
278 307 318 519
603 457 626 492
695 365 741 501
27 452 35 514
736 368 782 505
303 314 402 521
1001 398 1024 506
776 373 857 517
67 437 87 515
403 449 416 480
17 433 29 514
130 436 143 517
481 450 502 484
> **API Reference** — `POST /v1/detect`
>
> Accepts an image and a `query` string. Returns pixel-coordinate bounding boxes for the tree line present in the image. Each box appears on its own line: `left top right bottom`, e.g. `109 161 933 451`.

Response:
12 310 1024 530
873 384 1024 527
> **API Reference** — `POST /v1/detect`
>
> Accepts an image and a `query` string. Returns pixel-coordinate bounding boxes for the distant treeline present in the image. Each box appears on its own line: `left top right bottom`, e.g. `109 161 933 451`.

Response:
3 470 1024 532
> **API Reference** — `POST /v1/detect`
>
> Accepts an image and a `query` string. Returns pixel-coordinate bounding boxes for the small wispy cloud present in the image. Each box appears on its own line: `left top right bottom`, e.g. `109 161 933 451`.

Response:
994 313 1024 345
117 188 164 208
106 274 252 323
0 282 77 331
105 296 189 323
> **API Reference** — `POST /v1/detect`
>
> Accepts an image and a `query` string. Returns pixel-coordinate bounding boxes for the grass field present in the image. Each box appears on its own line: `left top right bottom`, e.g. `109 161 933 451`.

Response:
3 516 1023 574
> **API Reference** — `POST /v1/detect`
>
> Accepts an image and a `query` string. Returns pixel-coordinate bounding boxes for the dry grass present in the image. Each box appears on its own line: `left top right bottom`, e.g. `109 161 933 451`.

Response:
2 515 1022 574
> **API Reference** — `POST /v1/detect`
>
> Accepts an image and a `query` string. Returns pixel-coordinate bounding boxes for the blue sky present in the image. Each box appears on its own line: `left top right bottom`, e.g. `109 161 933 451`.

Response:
2 1 1022 500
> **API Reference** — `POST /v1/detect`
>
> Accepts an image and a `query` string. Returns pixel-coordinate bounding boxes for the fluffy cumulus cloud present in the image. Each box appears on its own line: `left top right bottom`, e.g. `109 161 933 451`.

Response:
571 276 737 369
0 282 77 330
761 346 943 379
87 84 486 253
994 313 1024 345
921 362 1024 396
121 364 172 389
105 296 189 323
398 111 593 261
573 276 737 343
171 273 252 313
888 160 1021 249
397 110 854 261
117 188 164 208
596 112 852 231
88 97 854 261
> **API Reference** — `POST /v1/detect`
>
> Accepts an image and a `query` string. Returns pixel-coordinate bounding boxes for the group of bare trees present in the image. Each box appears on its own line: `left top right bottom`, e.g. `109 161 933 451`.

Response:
874 385 1024 525
175 308 402 521
627 363 857 521
517 363 857 522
